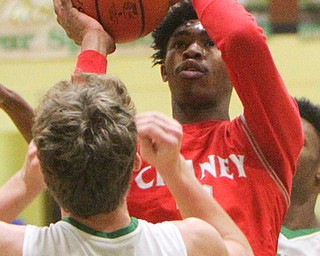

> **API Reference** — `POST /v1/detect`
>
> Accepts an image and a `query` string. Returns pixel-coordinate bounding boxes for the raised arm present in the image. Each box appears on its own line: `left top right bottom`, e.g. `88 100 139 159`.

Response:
0 84 34 143
193 0 303 191
137 112 253 256
0 142 46 223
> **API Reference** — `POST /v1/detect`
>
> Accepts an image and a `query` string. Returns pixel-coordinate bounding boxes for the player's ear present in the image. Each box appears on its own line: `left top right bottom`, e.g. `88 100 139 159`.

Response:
161 64 168 82
133 153 141 173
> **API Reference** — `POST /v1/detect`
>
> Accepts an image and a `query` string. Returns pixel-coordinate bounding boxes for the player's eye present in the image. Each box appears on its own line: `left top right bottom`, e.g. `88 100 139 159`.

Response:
173 41 186 50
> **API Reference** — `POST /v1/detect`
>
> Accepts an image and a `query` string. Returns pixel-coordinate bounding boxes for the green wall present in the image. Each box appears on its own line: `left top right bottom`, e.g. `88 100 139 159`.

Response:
0 34 319 225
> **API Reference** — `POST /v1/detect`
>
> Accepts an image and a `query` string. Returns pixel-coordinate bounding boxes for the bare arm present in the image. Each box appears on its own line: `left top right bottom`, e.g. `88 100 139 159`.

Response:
0 142 46 223
0 84 34 143
137 112 253 256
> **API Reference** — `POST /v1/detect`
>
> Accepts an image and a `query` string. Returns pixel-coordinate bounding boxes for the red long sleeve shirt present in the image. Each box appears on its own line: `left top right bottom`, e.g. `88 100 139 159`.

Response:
75 1 303 254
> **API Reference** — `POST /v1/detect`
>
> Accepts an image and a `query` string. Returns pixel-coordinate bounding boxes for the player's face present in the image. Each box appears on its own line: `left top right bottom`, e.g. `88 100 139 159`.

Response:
293 118 320 195
161 20 232 108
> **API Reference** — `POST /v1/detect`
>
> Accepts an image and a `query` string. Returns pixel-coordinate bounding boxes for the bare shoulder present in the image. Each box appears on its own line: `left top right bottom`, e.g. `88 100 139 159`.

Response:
172 217 228 256
0 221 25 256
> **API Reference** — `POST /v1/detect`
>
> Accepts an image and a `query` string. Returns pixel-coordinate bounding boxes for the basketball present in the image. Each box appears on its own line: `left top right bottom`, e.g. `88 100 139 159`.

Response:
71 0 179 43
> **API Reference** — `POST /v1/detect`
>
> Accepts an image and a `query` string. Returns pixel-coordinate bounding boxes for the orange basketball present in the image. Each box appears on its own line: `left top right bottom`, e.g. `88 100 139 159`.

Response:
71 0 178 43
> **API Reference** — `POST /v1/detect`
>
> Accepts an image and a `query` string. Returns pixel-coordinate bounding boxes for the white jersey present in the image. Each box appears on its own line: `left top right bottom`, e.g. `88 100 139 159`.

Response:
277 226 320 256
23 217 187 256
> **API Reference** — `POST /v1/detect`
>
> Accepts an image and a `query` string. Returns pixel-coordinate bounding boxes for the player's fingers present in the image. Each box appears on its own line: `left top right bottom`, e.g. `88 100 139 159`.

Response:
60 0 73 10
28 141 38 157
53 0 72 18
136 112 180 126
136 112 182 139
52 0 62 15
137 118 181 151
137 117 165 141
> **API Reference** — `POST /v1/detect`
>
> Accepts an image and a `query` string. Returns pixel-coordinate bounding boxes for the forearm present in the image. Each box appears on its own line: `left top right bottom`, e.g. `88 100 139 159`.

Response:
0 170 44 223
1 102 34 143
74 30 113 74
162 156 252 254
80 30 113 56
0 84 34 143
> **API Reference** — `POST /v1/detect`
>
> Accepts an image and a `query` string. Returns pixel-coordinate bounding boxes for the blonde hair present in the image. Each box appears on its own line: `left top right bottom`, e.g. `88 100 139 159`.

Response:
33 73 137 217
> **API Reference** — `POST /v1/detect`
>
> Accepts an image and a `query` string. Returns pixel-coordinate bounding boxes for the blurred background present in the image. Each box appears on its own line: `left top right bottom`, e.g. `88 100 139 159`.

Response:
0 0 319 226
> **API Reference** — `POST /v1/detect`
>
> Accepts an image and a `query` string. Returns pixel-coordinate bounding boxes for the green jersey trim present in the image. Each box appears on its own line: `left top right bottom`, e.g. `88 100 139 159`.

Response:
281 225 320 239
62 217 139 238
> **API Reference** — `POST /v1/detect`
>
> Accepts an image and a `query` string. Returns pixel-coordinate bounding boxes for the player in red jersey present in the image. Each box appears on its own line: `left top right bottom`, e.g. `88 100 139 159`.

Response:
1 0 303 255
56 0 303 253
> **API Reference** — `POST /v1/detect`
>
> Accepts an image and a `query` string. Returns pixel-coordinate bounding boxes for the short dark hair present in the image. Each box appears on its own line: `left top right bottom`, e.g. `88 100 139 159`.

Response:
151 0 197 65
33 73 137 218
296 97 320 134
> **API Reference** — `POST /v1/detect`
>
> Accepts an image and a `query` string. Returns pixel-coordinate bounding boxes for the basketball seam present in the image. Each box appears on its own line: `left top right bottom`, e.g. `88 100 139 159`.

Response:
95 0 105 31
138 0 146 37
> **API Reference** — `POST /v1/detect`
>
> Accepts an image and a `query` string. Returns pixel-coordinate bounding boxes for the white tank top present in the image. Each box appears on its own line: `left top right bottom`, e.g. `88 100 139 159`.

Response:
23 217 187 256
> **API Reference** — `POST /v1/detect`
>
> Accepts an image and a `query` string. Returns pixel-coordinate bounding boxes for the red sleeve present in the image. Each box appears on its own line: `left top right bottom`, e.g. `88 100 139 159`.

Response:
193 0 303 190
74 50 107 74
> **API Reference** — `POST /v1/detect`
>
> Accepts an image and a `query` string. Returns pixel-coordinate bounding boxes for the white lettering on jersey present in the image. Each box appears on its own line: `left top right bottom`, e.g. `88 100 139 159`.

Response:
200 155 216 179
230 154 246 177
218 156 233 179
135 166 154 189
135 154 246 189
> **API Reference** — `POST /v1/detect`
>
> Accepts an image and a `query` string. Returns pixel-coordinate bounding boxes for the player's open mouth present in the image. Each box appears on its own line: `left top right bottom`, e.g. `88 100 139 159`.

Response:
176 60 207 79
179 70 204 79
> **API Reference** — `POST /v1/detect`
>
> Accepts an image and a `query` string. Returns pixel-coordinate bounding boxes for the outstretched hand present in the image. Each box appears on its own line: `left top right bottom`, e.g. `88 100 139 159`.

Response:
136 112 184 178
53 0 115 55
